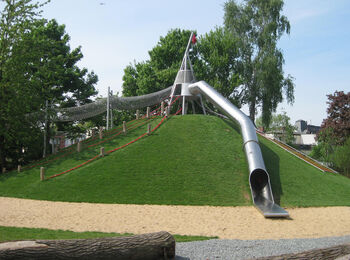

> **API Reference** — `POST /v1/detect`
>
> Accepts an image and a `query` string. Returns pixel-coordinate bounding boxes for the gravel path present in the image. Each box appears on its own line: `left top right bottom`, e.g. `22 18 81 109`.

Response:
175 235 350 259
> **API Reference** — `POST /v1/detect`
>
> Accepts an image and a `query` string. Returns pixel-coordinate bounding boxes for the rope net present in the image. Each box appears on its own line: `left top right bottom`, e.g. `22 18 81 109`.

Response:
30 86 172 122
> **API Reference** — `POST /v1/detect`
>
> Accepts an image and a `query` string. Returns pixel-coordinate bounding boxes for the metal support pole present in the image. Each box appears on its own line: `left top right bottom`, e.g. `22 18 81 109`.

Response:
199 95 207 115
106 86 110 130
43 100 48 158
110 90 113 129
182 96 186 115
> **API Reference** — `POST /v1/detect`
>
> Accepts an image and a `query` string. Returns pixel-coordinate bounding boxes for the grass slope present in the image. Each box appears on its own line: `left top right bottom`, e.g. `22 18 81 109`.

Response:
0 115 349 207
0 226 217 243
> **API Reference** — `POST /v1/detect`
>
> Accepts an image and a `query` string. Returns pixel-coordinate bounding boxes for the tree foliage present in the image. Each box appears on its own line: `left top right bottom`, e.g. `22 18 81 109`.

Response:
0 0 50 169
122 29 197 97
319 91 350 145
194 27 241 105
122 28 241 106
311 91 350 176
0 1 98 170
224 0 294 125
332 137 350 176
256 112 295 144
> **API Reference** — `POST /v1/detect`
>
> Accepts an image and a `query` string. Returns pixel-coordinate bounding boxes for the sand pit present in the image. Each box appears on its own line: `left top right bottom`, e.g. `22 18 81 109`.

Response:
1 197 349 240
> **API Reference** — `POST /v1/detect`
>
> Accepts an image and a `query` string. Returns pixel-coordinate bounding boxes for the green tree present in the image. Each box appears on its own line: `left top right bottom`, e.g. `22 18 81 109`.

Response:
122 29 197 97
332 137 350 176
318 91 350 145
224 0 295 125
0 1 98 169
311 91 350 174
122 27 242 107
195 27 241 106
256 112 295 144
20 19 98 156
0 0 50 170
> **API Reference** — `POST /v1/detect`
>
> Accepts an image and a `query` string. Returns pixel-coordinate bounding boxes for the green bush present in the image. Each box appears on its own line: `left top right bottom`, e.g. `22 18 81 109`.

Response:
332 138 350 176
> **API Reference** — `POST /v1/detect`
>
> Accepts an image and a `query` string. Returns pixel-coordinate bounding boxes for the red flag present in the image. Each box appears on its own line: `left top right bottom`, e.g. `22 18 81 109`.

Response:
192 33 197 44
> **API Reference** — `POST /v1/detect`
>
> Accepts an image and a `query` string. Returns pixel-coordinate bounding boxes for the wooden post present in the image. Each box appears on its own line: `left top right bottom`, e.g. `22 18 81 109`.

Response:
99 127 103 139
166 106 170 118
17 165 21 173
136 109 140 120
100 147 105 157
123 121 127 135
146 106 150 119
2 168 6 174
40 167 45 181
147 124 152 135
161 101 165 115
77 142 82 152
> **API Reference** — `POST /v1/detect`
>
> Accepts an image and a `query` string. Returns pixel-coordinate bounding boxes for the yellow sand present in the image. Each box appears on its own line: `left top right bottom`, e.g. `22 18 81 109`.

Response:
1 197 349 240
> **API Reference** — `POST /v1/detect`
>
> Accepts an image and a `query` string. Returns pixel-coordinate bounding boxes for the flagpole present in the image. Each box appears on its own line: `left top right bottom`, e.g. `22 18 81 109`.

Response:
169 32 195 108
179 32 193 71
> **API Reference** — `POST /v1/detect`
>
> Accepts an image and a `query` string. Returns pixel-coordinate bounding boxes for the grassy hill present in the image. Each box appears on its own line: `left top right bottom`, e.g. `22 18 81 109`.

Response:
1 115 349 207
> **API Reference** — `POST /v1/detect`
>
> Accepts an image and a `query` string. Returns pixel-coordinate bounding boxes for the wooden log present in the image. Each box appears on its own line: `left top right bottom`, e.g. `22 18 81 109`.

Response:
255 243 350 260
0 231 175 260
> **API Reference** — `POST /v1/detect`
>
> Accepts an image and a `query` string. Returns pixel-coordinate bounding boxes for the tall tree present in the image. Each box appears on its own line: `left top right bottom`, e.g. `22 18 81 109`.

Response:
122 28 242 105
224 0 294 125
319 91 350 145
0 0 50 170
122 29 197 97
195 27 241 106
256 112 295 144
0 1 98 169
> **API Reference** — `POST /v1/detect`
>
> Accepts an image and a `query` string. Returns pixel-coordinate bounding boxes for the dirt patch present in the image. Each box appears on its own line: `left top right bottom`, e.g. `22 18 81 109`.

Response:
1 197 349 240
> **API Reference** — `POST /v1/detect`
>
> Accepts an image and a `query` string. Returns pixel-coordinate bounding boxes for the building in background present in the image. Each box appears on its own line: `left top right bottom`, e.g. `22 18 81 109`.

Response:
294 120 321 149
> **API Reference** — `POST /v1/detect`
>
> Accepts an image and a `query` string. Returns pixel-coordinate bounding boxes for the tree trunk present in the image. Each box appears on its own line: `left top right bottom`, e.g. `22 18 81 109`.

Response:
256 243 350 260
0 135 6 171
0 231 175 260
249 97 256 123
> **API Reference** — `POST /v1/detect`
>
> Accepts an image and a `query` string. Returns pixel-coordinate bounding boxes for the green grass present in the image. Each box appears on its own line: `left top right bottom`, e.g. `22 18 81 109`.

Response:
0 226 217 243
0 115 350 207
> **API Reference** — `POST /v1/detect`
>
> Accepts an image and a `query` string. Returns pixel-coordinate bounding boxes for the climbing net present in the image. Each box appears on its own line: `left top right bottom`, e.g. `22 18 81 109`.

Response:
30 86 172 122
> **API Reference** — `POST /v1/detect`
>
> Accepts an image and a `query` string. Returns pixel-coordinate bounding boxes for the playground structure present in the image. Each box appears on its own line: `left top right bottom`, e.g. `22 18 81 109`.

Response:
32 33 294 217
167 33 288 217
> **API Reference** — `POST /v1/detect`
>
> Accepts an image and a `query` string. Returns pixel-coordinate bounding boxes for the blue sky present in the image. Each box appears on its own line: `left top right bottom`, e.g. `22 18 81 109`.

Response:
39 0 350 126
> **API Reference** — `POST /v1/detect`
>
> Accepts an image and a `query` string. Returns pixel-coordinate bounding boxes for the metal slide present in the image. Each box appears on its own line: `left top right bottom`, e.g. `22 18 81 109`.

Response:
188 81 289 218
